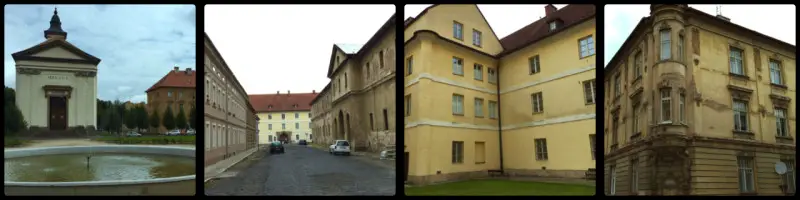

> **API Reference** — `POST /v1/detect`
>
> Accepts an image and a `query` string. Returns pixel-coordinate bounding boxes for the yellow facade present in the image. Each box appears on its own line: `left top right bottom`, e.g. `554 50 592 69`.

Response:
257 111 313 144
604 5 795 196
404 4 596 185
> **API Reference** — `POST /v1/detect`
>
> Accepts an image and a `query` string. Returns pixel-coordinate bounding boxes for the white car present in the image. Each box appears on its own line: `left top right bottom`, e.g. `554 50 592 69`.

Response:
166 129 181 136
329 140 351 156
187 129 196 135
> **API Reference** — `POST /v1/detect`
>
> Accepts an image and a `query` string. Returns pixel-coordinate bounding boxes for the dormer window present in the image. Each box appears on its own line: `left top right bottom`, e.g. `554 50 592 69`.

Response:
548 20 563 32
293 104 298 108
268 105 273 109
549 21 557 31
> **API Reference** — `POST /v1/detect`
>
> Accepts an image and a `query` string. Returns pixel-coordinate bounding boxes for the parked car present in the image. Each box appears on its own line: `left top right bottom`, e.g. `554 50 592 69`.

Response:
329 140 351 156
126 131 142 137
270 141 285 154
298 140 307 145
187 129 196 135
166 129 181 136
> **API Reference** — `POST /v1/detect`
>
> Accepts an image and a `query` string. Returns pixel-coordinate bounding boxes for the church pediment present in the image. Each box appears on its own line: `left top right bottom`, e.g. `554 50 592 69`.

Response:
12 39 101 65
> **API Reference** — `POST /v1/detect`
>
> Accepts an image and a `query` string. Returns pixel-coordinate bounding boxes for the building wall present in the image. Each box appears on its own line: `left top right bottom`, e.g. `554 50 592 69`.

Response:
604 4 795 195
257 111 313 143
15 55 97 129
204 36 256 167
311 17 396 152
404 4 597 185
146 85 195 133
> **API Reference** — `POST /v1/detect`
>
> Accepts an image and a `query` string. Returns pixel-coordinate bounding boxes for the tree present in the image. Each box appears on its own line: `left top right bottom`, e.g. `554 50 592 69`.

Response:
150 109 161 133
162 106 176 131
4 86 28 135
136 106 149 133
189 106 196 130
176 105 187 130
124 107 136 130
106 104 123 135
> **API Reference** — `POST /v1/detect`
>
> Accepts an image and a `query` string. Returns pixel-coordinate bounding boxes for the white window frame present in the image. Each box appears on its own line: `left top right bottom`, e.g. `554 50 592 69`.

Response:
631 159 639 193
529 56 540 74
770 60 783 85
472 29 482 46
737 156 755 193
583 79 596 104
549 21 557 31
730 47 744 75
488 68 497 84
452 94 464 115
474 63 483 81
474 98 484 117
610 165 617 195
488 101 497 119
532 92 543 113
660 29 671 61
775 108 788 137
579 36 595 58
453 21 463 40
679 92 686 123
660 89 671 123
452 57 464 75
733 100 749 131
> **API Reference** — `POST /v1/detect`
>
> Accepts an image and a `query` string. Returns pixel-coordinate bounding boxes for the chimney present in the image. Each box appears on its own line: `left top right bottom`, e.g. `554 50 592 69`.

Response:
185 68 192 75
173 66 179 72
287 90 291 95
277 91 280 94
545 4 557 16
313 90 316 94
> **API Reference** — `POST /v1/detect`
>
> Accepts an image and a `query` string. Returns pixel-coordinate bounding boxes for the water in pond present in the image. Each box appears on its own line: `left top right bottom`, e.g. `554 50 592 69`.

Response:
4 153 195 182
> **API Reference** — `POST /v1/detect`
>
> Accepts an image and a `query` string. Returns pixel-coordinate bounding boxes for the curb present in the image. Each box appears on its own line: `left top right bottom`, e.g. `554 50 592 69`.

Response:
203 147 258 183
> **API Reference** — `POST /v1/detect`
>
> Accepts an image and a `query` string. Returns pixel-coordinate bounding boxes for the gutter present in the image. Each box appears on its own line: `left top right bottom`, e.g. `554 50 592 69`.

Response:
497 67 504 173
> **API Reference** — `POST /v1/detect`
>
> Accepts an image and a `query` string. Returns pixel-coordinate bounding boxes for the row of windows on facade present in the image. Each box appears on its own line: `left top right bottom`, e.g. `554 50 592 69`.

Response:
452 21 484 48
612 30 786 95
267 122 312 130
608 157 795 195
267 134 311 142
312 108 392 134
267 112 311 120
332 49 388 96
205 73 246 120
449 135 596 165
204 121 247 150
610 89 791 145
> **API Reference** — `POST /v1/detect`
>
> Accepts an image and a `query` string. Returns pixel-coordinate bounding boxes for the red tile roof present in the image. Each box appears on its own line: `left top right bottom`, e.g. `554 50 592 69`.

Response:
146 67 196 92
249 92 318 113
499 4 596 56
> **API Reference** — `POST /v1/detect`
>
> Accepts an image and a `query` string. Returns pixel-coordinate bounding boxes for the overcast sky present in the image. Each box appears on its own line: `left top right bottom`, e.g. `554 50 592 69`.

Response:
405 4 569 39
4 5 196 103
205 5 394 95
604 4 796 67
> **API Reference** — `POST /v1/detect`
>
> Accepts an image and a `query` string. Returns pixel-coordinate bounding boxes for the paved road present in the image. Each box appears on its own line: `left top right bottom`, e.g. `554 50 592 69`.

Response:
205 144 396 196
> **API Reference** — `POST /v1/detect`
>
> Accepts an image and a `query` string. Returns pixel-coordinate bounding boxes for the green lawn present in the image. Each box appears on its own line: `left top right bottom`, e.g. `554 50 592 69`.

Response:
405 179 595 196
4 136 28 147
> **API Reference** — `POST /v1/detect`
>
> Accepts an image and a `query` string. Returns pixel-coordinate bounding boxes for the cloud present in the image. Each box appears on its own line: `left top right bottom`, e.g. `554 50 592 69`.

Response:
4 4 196 103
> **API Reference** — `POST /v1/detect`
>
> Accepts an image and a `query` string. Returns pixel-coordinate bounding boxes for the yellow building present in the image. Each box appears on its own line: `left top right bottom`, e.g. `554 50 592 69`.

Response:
404 4 597 185
604 4 795 195
250 91 317 144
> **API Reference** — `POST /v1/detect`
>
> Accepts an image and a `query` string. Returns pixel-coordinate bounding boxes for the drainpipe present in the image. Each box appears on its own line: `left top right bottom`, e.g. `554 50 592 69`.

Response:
497 67 504 173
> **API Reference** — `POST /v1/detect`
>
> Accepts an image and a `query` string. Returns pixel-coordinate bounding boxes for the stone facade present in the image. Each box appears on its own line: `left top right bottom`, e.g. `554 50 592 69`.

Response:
310 14 397 153
604 4 796 196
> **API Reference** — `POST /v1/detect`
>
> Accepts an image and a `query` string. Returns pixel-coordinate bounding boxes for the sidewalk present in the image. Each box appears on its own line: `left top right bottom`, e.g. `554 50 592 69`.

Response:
203 147 259 182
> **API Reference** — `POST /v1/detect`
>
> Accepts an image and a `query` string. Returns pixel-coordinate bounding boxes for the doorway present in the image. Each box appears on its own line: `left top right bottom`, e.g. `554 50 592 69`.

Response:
48 96 68 130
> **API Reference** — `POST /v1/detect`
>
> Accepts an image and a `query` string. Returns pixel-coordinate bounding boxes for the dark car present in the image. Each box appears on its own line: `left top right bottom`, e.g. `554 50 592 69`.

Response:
298 140 307 145
269 142 284 154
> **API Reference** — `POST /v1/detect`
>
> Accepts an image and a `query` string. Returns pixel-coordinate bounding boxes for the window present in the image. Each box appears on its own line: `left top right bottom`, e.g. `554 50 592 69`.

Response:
281 114 285 119
345 73 348 88
535 138 548 160
549 21 557 31
295 113 299 119
733 100 748 131
661 89 671 123
168 91 173 97
451 141 464 163
529 55 540 74
635 51 643 78
579 36 595 58
308 113 311 118
473 29 482 47
268 124 272 130
383 108 388 130
269 135 273 142
678 35 684 61
738 156 755 193
452 57 464 75
296 134 299 140
366 62 370 77
474 63 483 80
369 113 374 131
404 95 411 117
660 29 671 60
406 56 413 76
474 98 484 117
452 94 464 115
474 142 486 164
781 159 795 193
632 104 639 134
453 21 463 40
610 165 617 195
282 123 286 130
631 159 639 193
612 114 619 145
295 123 299 129
769 60 783 85
614 74 621 97
379 50 384 68
488 101 498 119
531 92 543 113
589 134 596 160
775 108 788 137
679 92 686 123
730 47 744 75
583 79 596 104
487 68 497 84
